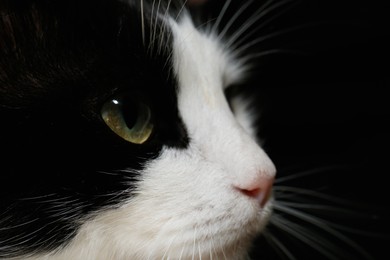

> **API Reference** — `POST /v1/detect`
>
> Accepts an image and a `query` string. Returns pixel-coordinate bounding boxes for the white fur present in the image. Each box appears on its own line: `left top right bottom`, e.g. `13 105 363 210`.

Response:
22 13 276 260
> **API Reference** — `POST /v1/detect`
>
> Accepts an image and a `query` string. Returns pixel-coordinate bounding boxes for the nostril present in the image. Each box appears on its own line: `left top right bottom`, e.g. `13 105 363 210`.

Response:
240 187 261 198
236 177 274 207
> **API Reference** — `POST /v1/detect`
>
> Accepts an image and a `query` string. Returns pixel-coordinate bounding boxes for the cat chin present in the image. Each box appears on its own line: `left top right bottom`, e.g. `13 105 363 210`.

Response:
22 202 272 260
23 221 269 260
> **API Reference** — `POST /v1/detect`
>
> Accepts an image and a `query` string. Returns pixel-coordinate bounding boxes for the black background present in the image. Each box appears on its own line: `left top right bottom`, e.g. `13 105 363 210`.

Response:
243 0 390 259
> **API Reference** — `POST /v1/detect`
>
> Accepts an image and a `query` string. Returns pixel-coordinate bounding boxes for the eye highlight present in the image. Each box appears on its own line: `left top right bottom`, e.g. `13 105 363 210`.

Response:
101 93 154 144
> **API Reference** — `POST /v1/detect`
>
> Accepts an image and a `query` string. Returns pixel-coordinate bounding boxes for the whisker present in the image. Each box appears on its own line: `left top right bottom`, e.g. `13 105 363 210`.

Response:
237 48 305 65
157 0 172 55
192 227 197 260
195 18 218 36
209 235 213 260
161 16 175 71
221 241 227 260
161 232 178 260
277 201 388 238
149 0 156 48
178 243 185 260
205 226 216 260
175 0 188 21
274 186 373 208
211 0 232 35
151 0 162 52
263 231 297 260
231 23 317 57
230 0 298 51
225 0 294 51
198 239 202 260
139 0 145 46
96 170 122 176
276 201 371 217
222 0 273 49
273 204 374 259
216 0 253 41
203 16 217 36
145 217 179 259
270 215 346 260
275 165 350 184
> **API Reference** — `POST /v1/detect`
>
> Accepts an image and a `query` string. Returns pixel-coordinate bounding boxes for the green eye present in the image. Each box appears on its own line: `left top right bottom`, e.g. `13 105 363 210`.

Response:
101 94 154 144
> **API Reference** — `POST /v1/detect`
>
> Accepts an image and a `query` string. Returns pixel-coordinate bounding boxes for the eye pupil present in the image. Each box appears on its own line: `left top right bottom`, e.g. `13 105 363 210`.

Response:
121 100 138 129
101 93 154 144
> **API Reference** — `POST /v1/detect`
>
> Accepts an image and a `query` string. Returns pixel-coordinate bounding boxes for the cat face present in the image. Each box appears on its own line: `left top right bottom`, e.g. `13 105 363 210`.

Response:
0 0 275 259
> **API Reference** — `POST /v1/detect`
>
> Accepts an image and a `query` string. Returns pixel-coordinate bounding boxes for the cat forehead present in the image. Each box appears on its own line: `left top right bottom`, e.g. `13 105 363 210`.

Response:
169 14 245 89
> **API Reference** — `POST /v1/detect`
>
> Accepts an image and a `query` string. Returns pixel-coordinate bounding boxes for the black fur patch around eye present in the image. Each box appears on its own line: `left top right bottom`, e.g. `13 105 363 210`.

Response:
0 0 188 257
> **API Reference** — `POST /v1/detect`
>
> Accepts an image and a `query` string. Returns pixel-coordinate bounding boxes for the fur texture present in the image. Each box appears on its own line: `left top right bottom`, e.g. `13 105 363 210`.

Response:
1 1 275 259
25 13 275 260
3 0 387 259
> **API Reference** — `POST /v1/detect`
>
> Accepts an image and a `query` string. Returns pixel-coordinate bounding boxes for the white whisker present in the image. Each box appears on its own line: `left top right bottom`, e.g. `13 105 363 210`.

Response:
276 201 370 217
149 0 156 48
277 201 388 238
274 185 372 208
211 0 232 35
161 232 178 260
218 234 227 260
224 0 291 50
273 204 374 259
195 18 218 36
140 0 145 46
157 0 172 55
221 244 227 260
145 217 178 259
192 227 197 260
208 227 217 260
275 165 349 184
229 0 297 51
150 0 162 52
237 48 303 65
263 231 297 260
231 23 313 57
178 243 185 260
271 215 342 260
216 0 253 41
198 239 202 260
202 16 217 36
175 0 188 21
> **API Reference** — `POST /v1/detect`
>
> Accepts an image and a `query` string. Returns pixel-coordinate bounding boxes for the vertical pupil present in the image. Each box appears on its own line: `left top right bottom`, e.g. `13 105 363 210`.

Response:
115 98 138 129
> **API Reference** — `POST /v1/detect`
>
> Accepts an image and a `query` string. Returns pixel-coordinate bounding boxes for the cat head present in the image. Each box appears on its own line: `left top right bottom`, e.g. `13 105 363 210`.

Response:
0 0 275 259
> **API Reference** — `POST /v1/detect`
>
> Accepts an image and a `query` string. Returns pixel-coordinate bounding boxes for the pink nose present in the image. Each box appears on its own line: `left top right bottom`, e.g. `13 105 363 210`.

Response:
236 176 274 207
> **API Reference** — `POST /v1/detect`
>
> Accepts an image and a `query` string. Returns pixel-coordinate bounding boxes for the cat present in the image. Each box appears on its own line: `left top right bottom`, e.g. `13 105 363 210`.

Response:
0 0 276 259
0 0 386 259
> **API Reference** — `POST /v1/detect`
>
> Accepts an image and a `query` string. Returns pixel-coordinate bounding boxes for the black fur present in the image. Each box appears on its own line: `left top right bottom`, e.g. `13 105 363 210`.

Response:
0 0 188 257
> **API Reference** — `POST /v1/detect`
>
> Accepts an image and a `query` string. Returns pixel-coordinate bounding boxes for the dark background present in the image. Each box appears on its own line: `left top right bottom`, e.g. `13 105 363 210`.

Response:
243 0 390 259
